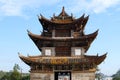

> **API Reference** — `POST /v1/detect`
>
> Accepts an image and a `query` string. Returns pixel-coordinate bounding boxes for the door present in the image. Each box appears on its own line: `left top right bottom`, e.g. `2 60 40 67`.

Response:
54 71 71 80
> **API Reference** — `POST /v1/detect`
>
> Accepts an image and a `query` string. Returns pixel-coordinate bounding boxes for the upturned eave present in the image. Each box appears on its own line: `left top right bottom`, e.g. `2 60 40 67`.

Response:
28 30 98 41
27 30 98 52
18 53 107 66
38 13 89 31
85 53 107 65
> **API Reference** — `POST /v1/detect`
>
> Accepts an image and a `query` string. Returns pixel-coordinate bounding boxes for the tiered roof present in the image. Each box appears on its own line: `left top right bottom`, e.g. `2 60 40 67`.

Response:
19 53 107 66
39 12 89 32
27 7 98 52
27 30 98 52
19 7 106 67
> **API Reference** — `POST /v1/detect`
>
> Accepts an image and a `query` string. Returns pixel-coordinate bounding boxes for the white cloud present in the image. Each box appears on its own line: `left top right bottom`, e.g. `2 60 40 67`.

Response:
68 0 120 14
0 0 120 17
87 0 120 13
0 0 58 17
0 0 22 16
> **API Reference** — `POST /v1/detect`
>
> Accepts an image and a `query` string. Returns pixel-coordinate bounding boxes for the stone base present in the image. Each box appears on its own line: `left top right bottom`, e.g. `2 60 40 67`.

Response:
30 71 95 80
72 72 95 80
30 72 54 80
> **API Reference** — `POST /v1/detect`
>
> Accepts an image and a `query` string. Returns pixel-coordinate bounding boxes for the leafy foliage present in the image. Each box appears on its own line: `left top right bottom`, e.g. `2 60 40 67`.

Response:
0 64 30 80
95 72 105 80
0 71 6 79
113 69 120 80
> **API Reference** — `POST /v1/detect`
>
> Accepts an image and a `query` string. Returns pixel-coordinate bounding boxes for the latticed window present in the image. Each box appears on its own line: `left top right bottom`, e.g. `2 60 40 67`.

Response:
75 49 82 55
45 49 51 56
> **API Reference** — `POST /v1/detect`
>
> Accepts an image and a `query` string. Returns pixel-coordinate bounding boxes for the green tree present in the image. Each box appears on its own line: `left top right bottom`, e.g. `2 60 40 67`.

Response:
113 69 120 80
0 64 30 80
10 64 20 80
22 75 30 80
0 72 11 80
0 71 6 79
113 77 120 80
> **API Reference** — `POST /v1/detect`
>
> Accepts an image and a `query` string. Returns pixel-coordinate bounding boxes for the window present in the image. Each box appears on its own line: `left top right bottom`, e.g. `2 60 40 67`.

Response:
75 49 81 55
45 49 51 56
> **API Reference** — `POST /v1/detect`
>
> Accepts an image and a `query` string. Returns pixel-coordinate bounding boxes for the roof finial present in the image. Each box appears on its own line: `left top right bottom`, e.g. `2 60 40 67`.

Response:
62 6 65 15
62 6 64 11
53 13 55 17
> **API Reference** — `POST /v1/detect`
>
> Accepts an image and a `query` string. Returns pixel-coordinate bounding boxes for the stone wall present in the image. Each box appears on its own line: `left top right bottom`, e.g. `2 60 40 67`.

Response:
30 72 54 80
72 72 95 80
30 71 95 80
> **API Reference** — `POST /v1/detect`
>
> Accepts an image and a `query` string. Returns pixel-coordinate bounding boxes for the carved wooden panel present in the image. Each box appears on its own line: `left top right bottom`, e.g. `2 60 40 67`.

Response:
54 41 71 46
55 47 71 56
55 29 71 37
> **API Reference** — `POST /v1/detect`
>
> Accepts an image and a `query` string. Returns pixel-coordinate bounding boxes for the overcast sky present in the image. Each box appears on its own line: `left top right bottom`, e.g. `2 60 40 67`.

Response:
0 0 120 76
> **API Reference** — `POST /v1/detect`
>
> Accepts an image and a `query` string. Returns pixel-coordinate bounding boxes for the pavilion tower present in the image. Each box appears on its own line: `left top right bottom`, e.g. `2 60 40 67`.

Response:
19 7 107 80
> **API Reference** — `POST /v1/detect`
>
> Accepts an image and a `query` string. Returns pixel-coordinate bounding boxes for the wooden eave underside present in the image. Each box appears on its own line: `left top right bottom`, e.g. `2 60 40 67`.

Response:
39 14 89 30
28 30 98 52
28 30 98 51
28 30 98 41
19 53 107 66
